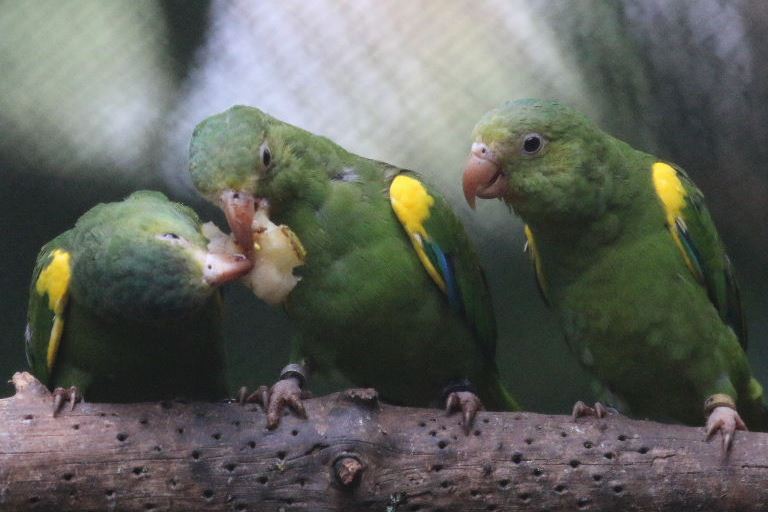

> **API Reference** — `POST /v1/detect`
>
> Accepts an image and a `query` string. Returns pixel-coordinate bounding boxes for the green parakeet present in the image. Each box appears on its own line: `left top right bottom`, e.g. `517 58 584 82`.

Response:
188 105 519 431
463 99 766 450
25 191 251 410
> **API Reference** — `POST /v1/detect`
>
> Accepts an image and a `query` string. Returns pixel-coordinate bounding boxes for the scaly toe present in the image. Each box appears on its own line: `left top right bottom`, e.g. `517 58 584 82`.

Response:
572 401 614 420
705 406 747 455
266 378 305 430
51 386 81 417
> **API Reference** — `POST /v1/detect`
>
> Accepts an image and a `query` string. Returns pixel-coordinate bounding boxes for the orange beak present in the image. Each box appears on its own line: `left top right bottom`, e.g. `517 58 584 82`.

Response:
462 142 507 209
220 190 255 256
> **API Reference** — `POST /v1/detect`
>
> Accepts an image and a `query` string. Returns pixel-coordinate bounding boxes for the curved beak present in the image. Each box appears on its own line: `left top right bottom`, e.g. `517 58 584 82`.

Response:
462 142 507 209
220 190 255 255
203 251 252 286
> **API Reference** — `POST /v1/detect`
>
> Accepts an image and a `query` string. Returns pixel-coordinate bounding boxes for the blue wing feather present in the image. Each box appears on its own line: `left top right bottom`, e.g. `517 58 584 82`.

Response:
674 218 706 284
423 238 462 313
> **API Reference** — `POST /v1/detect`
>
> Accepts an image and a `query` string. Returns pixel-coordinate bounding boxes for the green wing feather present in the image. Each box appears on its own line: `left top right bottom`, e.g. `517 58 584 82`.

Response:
653 161 747 348
389 172 497 360
26 232 74 386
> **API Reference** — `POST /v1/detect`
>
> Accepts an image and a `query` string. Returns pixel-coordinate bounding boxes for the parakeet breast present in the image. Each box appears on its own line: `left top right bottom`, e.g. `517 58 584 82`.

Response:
553 230 744 423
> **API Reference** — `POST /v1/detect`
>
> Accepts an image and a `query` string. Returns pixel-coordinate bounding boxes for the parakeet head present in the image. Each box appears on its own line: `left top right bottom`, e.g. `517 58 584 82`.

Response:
463 99 627 225
71 191 251 321
189 105 348 254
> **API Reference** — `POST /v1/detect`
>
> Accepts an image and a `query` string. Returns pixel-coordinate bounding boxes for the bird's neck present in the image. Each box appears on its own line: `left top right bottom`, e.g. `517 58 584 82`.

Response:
266 164 330 216
525 151 660 287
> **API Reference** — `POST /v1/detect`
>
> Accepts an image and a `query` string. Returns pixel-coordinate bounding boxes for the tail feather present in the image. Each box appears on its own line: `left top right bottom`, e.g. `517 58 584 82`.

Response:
743 401 768 432
741 377 768 432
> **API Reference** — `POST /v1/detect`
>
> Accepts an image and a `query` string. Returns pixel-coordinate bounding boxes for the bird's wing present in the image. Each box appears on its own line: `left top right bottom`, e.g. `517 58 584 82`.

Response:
389 172 497 359
651 161 746 348
26 235 73 385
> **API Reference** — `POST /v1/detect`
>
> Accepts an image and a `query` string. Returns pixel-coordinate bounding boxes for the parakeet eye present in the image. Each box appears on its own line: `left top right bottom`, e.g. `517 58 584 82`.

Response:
260 143 272 167
159 233 185 244
522 133 544 155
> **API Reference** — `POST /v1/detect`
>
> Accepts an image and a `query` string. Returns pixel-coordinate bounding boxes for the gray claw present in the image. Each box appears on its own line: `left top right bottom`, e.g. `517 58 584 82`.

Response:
248 386 270 409
572 400 612 420
51 386 81 417
445 391 482 436
290 394 307 418
237 386 248 405
237 385 270 408
52 393 63 416
69 388 78 411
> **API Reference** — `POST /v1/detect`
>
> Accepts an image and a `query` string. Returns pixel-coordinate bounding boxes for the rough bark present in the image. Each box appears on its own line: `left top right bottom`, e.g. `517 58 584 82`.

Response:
1 372 767 512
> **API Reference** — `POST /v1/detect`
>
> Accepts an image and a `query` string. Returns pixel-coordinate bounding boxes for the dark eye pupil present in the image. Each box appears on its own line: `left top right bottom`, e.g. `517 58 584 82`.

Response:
523 136 541 153
164 233 179 239
262 148 271 166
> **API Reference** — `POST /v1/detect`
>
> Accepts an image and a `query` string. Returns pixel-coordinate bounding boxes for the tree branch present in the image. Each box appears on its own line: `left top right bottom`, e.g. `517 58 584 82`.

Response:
1 372 766 511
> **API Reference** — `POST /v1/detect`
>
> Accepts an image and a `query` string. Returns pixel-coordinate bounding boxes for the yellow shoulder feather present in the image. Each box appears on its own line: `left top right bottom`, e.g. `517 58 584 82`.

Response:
35 249 71 371
524 225 547 299
389 174 447 292
651 162 699 278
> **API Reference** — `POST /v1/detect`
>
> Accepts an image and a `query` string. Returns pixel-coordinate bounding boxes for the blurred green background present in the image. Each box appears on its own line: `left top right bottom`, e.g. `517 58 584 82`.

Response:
2 0 768 413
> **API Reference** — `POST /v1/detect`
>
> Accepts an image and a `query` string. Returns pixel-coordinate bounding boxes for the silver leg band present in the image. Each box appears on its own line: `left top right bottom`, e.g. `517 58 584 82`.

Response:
279 363 307 388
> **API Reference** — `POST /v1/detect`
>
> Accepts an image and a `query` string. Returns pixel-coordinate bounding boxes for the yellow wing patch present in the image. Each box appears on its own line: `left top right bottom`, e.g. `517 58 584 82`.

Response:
389 174 447 292
651 162 698 277
652 162 686 223
524 225 548 300
35 249 71 372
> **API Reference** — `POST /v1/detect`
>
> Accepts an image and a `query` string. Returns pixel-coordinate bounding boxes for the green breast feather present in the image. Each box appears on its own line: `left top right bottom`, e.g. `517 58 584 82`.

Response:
389 172 497 360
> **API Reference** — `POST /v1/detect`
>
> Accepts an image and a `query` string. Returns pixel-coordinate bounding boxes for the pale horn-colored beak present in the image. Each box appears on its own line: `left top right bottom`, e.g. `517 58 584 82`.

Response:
203 251 252 286
220 189 256 256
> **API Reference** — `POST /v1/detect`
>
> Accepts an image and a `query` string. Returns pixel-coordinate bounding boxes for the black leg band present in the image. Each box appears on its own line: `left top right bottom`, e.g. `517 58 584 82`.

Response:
441 378 477 402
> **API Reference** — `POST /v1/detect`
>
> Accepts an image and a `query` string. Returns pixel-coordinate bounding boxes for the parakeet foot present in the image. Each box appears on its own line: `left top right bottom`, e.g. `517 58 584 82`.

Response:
237 380 309 429
51 386 81 416
445 391 483 435
237 385 270 407
265 377 310 430
571 401 616 420
705 406 747 454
